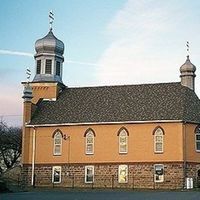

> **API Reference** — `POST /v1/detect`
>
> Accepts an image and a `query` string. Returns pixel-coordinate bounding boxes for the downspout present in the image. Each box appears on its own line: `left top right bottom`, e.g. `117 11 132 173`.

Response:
31 127 36 186
183 122 187 188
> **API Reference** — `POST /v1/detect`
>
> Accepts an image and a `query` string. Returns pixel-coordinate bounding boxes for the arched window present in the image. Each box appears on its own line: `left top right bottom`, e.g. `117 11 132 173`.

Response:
154 127 164 153
195 125 200 151
118 128 128 154
85 129 95 155
53 131 62 155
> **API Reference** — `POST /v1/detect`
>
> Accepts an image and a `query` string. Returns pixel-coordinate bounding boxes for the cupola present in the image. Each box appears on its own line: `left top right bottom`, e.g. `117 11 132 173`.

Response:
33 27 65 83
180 55 196 91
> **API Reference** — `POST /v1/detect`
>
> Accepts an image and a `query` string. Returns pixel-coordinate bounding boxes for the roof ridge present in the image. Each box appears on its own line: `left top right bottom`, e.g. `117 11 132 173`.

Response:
65 82 181 90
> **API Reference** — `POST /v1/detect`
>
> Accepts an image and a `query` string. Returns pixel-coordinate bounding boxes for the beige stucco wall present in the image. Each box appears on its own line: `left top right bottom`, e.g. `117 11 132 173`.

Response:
30 82 58 104
22 122 184 165
185 123 200 162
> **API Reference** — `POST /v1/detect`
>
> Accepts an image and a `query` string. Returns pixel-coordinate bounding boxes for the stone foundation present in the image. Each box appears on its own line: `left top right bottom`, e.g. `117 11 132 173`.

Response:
22 162 199 189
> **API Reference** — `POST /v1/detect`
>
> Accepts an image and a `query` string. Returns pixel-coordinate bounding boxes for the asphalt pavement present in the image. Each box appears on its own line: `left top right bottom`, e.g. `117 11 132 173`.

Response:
1 190 200 200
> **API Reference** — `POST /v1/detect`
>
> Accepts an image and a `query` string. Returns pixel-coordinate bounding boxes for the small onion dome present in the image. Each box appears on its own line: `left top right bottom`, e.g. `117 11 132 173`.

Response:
35 29 64 55
22 84 33 102
180 55 196 73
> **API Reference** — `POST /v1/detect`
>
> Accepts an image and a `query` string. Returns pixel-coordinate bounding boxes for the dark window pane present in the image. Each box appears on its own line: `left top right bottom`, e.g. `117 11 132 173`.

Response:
196 142 200 150
56 61 61 76
36 60 41 74
196 135 200 140
53 169 61 183
87 174 93 182
45 59 52 74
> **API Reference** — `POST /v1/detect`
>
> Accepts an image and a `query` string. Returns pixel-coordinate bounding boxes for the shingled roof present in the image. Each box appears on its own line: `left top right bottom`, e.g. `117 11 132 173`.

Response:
30 82 200 125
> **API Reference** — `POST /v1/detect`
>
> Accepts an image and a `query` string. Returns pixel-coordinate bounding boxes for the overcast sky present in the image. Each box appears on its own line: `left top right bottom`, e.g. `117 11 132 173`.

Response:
1 0 200 126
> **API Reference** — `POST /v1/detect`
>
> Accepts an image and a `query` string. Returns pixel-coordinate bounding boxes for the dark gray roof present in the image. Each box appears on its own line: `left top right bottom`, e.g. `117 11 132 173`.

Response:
30 82 200 125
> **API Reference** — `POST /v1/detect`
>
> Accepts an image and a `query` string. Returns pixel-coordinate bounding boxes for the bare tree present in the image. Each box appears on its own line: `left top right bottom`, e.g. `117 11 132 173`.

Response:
0 121 22 174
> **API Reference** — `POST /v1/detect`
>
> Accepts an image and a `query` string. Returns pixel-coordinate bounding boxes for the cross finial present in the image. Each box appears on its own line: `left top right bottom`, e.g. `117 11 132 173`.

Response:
186 41 190 56
49 10 54 30
26 67 31 83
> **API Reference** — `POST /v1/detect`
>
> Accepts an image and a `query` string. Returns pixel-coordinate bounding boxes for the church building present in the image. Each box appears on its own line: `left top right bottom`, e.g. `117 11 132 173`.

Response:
21 23 200 189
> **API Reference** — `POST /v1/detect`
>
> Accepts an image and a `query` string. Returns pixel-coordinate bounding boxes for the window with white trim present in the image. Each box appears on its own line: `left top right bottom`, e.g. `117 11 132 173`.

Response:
118 165 128 183
85 166 94 183
154 127 164 153
119 128 128 154
195 126 200 151
52 166 61 183
53 131 62 155
154 164 164 182
85 130 94 154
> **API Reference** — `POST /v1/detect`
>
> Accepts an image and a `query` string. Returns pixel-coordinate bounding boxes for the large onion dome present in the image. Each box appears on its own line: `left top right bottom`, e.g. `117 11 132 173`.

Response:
35 29 64 56
33 28 65 84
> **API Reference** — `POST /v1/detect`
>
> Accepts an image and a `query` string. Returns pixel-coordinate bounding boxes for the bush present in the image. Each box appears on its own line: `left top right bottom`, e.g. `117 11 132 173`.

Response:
0 179 9 192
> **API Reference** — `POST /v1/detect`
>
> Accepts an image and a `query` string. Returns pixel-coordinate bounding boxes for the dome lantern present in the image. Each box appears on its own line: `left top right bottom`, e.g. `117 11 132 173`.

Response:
33 11 65 84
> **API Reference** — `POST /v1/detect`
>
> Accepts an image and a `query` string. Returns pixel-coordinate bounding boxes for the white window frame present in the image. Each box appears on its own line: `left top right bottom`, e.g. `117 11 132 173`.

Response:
154 128 164 153
85 131 94 155
195 126 200 152
52 166 61 183
85 165 94 183
118 165 128 183
53 131 62 156
154 164 164 183
119 129 128 154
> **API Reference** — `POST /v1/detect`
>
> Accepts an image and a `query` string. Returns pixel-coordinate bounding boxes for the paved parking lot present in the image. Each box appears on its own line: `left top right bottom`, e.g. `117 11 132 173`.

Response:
1 190 200 200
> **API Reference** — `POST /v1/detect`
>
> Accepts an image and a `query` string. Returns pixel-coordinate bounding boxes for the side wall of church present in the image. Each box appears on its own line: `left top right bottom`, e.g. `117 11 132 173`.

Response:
22 122 184 164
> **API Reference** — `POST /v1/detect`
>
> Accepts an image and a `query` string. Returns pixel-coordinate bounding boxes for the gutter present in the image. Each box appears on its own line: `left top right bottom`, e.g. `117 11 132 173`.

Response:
31 127 36 186
183 121 187 189
26 119 184 128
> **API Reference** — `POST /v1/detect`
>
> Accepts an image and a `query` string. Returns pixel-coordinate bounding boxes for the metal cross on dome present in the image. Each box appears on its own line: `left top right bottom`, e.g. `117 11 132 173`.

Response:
186 41 190 56
49 10 54 30
26 67 31 83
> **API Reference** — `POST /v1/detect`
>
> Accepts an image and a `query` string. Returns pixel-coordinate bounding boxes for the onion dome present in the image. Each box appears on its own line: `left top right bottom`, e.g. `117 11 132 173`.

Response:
180 55 196 73
33 28 65 84
35 29 64 56
22 84 33 102
180 55 196 91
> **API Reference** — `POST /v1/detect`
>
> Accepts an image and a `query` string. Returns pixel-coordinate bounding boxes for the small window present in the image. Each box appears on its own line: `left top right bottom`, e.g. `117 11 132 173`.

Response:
53 131 62 155
118 128 128 154
154 127 164 153
118 165 128 183
45 59 52 74
52 166 61 183
195 126 200 151
154 164 164 182
85 166 94 183
36 60 41 74
56 61 61 76
85 130 95 155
